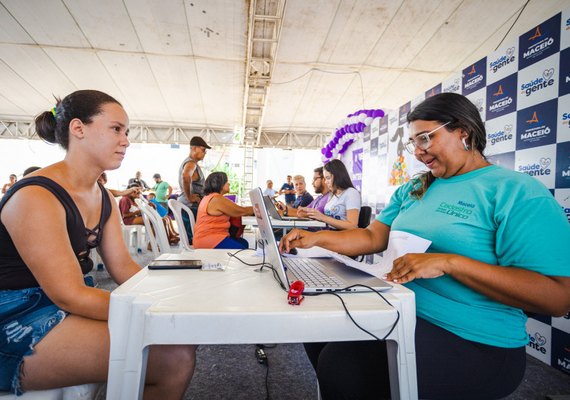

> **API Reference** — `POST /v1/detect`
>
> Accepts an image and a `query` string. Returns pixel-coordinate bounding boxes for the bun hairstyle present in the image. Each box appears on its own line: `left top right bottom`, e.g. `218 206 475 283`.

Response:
35 90 121 150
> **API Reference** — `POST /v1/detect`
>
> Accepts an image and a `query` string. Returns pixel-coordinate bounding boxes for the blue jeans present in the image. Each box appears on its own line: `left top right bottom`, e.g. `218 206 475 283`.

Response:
0 277 94 395
181 208 198 245
215 237 249 249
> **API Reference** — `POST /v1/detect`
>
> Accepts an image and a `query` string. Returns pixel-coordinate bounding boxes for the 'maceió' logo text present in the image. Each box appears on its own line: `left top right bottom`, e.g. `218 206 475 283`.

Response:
523 26 555 59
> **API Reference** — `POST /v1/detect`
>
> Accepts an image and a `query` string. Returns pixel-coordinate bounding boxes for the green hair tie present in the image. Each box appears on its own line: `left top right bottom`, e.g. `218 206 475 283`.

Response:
51 107 57 117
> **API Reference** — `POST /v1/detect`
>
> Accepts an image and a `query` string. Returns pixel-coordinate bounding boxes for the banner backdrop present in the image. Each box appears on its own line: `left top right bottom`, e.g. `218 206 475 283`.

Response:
342 8 570 374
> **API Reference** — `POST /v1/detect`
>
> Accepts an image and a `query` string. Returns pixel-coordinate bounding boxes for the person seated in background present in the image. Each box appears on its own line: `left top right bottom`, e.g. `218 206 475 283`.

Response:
275 174 317 216
1 174 17 194
279 92 570 400
0 89 194 397
275 167 331 221
152 173 172 209
262 179 277 198
147 192 168 217
292 175 313 208
97 172 139 197
301 159 360 230
192 172 253 249
146 193 179 245
118 184 144 226
127 170 150 190
297 167 331 217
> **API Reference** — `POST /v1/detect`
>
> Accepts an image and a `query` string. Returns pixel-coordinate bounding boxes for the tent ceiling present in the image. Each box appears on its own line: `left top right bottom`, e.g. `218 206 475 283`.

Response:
0 0 568 147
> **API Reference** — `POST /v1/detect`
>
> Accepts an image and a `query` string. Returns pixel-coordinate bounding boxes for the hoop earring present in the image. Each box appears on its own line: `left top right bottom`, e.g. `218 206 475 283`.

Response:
462 137 470 151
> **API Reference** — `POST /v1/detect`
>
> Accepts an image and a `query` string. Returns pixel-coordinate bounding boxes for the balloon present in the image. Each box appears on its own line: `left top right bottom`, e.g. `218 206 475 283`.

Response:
364 117 373 126
325 150 332 158
374 109 385 118
358 113 366 123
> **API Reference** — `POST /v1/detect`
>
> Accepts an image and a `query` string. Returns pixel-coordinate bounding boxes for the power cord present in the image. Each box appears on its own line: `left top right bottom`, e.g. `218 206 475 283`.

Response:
304 284 400 341
227 241 287 290
255 344 270 400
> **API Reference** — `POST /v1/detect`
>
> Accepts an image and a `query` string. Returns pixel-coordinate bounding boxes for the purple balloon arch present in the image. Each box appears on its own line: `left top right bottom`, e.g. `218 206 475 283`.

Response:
321 109 384 164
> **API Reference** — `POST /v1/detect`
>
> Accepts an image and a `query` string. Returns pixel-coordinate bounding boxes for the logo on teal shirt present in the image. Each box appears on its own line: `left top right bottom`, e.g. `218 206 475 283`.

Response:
435 201 474 219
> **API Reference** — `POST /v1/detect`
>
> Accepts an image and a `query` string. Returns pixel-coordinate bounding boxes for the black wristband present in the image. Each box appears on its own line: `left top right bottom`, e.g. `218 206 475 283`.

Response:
283 206 288 216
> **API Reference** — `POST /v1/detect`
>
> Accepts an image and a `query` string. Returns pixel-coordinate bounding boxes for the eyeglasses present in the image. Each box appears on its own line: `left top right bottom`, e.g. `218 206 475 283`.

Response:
404 122 450 154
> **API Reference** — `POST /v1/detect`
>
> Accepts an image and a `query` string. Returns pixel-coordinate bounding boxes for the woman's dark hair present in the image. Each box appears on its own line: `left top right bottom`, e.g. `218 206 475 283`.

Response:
204 172 228 195
406 92 487 199
323 159 354 192
34 90 122 150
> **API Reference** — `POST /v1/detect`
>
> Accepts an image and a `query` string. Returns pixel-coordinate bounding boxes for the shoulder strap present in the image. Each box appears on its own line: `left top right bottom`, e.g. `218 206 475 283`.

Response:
0 176 79 216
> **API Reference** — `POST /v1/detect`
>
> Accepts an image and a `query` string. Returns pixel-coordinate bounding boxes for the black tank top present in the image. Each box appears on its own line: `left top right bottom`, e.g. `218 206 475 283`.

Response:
0 176 112 290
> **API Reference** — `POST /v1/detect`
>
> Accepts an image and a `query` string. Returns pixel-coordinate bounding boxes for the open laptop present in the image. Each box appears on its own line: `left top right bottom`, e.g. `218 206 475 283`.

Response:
250 188 392 293
262 195 311 221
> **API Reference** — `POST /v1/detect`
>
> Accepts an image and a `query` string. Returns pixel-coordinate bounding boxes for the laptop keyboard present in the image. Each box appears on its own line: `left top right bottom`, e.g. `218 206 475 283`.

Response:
284 258 344 288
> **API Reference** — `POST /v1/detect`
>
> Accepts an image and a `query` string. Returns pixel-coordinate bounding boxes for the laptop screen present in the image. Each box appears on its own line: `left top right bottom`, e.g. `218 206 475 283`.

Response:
250 188 290 290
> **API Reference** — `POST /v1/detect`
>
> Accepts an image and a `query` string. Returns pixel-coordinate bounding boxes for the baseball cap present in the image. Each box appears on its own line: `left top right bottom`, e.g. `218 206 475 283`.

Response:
153 173 161 179
190 136 212 149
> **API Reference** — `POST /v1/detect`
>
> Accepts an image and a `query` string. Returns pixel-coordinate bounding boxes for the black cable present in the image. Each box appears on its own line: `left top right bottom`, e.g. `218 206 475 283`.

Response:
494 0 530 51
255 344 270 400
227 243 287 290
305 284 400 341
227 247 268 267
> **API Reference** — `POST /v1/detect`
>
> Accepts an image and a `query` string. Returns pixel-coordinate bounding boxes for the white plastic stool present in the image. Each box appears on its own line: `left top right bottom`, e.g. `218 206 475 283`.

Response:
0 383 101 400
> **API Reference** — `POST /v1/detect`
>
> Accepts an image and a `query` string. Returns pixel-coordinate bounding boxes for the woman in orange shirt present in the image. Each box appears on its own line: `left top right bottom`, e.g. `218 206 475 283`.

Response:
192 172 253 249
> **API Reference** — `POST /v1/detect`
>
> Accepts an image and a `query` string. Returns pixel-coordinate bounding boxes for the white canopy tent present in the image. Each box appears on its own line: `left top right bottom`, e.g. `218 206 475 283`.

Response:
1 0 568 149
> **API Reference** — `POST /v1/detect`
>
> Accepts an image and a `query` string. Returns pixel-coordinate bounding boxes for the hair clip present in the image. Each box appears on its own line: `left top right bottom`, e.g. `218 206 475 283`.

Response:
51 107 57 117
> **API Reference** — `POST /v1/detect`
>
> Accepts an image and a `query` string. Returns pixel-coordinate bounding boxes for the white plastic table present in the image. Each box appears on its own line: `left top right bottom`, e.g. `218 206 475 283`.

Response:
242 215 326 235
106 249 418 399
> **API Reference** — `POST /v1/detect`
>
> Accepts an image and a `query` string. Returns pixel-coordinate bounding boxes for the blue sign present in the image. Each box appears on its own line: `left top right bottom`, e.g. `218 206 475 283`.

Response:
518 13 561 70
379 116 388 135
425 83 442 98
462 57 487 95
516 99 558 150
399 101 411 126
556 141 570 188
363 126 371 142
551 327 570 375
559 47 570 97
486 73 518 120
370 137 378 157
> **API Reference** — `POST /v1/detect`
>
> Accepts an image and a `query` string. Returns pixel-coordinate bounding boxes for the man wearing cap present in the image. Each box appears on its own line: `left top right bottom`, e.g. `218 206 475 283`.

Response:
178 136 211 241
151 173 172 209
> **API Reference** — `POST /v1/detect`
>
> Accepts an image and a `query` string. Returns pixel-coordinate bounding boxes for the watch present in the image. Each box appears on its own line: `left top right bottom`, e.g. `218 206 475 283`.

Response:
283 206 288 216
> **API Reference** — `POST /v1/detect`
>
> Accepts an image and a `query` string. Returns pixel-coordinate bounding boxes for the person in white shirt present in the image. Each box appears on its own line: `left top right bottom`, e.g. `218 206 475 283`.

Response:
302 159 361 230
262 179 277 198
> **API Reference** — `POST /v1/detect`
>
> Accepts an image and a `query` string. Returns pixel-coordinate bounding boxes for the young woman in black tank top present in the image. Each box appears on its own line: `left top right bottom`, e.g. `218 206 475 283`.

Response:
0 90 195 398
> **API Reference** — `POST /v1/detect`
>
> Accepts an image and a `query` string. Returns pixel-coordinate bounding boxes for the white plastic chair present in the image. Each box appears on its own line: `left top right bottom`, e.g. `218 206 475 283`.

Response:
115 197 146 254
0 383 102 400
168 199 194 251
135 198 179 257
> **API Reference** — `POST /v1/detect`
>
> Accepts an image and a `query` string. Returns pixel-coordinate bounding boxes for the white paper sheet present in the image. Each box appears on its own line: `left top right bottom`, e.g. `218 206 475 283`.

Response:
329 230 432 279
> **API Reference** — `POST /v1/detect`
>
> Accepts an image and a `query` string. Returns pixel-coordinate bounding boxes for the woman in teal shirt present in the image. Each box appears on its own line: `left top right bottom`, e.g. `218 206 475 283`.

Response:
280 93 570 399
